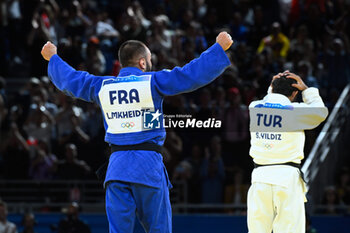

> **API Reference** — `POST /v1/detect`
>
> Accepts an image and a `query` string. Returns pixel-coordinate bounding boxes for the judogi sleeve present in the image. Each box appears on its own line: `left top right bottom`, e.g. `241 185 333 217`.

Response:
152 43 231 96
48 54 104 102
292 88 328 130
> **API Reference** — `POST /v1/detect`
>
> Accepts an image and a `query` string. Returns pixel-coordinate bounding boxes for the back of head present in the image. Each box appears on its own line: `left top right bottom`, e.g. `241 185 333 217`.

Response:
272 76 298 97
118 40 148 68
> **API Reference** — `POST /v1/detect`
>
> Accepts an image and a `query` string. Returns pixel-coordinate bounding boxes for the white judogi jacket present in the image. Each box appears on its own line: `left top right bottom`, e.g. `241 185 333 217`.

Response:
248 87 328 195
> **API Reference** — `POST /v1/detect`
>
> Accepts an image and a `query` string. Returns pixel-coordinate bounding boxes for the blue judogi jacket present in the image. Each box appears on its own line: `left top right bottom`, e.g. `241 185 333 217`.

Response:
48 43 230 188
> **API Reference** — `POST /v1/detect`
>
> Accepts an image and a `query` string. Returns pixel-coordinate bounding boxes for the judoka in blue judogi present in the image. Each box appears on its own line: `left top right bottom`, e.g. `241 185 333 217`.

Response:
42 32 233 233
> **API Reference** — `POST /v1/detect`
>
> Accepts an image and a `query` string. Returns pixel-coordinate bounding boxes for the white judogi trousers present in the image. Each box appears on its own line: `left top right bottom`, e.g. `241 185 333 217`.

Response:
247 166 306 233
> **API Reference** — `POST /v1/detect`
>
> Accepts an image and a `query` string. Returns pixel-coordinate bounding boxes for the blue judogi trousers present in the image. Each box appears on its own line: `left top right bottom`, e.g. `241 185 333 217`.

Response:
105 171 172 233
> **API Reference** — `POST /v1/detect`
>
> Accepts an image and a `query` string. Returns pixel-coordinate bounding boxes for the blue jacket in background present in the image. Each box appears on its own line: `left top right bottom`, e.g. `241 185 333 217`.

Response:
48 42 230 188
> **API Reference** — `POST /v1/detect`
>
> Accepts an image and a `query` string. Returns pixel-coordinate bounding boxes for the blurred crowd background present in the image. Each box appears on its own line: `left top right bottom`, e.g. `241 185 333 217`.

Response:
0 0 350 217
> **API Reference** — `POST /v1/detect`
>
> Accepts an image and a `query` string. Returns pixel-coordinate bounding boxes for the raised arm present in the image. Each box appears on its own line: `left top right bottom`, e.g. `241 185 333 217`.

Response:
287 73 328 129
153 32 233 96
41 42 104 102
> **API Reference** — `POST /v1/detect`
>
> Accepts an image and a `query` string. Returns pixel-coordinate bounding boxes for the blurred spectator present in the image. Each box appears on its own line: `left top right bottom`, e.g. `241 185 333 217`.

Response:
164 128 183 175
185 143 204 203
121 11 147 42
248 6 269 49
222 87 249 168
230 12 248 43
94 9 119 40
165 128 183 157
245 54 270 99
58 202 91 233
179 9 194 31
154 49 178 70
172 160 193 201
290 25 314 62
81 103 105 170
124 1 150 32
297 60 319 89
55 95 90 157
7 0 23 57
27 1 58 76
194 0 207 20
224 168 248 214
200 136 225 203
95 11 119 74
319 186 346 215
38 76 58 115
336 167 350 205
1 122 30 179
148 15 173 52
202 9 220 45
322 38 350 90
234 42 252 79
56 143 91 180
20 213 37 233
183 21 208 57
302 3 327 48
0 200 17 233
212 86 228 110
171 158 188 179
85 36 106 75
65 1 91 40
257 22 290 60
57 37 85 71
211 86 228 121
194 88 213 143
23 96 55 145
29 140 58 180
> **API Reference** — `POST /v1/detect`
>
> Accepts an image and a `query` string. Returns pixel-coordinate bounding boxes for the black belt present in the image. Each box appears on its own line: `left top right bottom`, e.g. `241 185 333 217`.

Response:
95 143 163 181
254 162 306 183
110 143 163 154
254 162 300 169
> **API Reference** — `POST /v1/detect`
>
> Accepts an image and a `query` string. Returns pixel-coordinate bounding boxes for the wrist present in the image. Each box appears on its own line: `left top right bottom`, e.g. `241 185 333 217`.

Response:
49 53 57 61
301 85 308 91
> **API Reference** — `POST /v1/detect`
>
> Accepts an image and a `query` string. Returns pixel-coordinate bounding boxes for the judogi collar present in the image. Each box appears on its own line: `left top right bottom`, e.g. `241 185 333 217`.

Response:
263 93 291 105
118 67 144 76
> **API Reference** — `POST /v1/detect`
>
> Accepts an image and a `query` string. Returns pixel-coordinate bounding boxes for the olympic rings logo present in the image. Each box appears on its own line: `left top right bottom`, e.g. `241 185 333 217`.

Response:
121 122 135 129
264 143 273 149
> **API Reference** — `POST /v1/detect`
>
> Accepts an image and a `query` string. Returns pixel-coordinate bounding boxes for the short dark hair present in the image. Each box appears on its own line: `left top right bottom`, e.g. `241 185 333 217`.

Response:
118 40 148 67
272 75 298 97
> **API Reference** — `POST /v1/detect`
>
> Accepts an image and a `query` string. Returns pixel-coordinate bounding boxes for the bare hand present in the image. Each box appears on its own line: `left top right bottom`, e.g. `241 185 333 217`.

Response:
41 41 57 61
286 72 308 91
216 32 233 51
270 70 289 86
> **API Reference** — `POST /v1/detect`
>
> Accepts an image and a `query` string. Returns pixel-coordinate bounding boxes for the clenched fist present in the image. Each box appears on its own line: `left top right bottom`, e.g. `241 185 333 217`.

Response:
216 32 233 51
41 41 57 61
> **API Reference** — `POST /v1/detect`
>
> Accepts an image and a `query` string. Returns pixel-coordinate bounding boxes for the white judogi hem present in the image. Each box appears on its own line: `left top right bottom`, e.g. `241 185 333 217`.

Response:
247 166 306 233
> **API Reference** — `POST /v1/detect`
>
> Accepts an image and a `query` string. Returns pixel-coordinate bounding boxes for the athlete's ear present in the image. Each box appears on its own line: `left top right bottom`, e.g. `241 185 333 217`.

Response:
290 90 298 101
139 58 146 71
